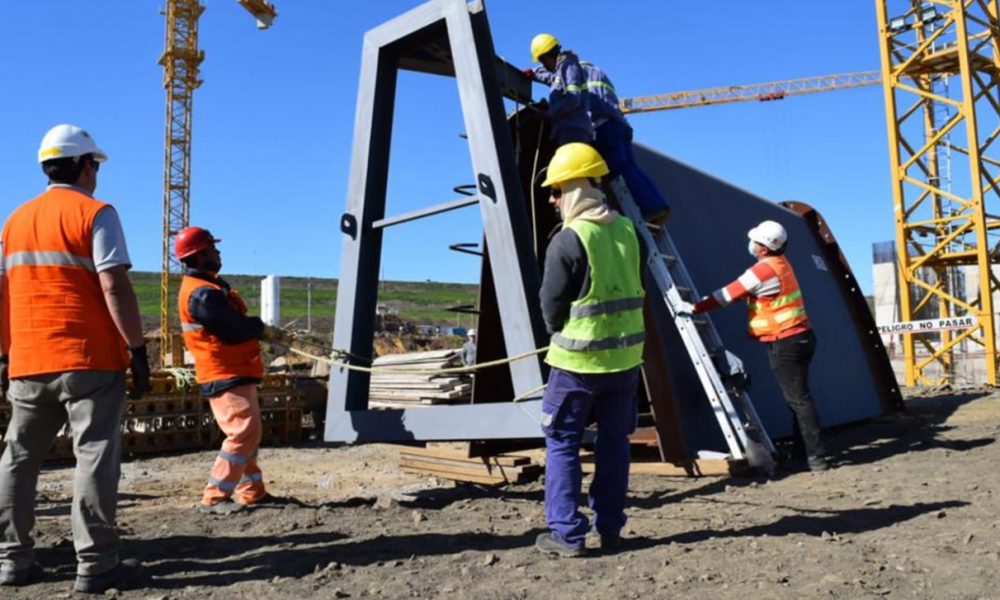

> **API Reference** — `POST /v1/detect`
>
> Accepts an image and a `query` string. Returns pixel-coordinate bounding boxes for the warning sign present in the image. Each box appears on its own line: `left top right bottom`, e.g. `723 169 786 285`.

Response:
877 316 977 335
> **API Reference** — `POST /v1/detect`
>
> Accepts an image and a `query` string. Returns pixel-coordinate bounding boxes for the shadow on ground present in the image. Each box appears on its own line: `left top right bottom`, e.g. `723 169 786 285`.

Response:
830 390 996 467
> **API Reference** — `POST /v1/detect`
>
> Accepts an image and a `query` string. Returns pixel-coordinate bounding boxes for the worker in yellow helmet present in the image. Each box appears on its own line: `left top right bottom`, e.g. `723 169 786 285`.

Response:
535 143 645 557
522 33 593 145
525 34 670 223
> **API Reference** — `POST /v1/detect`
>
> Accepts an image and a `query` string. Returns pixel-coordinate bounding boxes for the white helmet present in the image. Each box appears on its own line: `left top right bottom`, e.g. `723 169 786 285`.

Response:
467 329 477 337
38 124 108 164
747 220 787 251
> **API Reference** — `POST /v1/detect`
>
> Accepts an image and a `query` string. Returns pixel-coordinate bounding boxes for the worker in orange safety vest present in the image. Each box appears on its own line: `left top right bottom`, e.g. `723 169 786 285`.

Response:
678 220 830 472
0 124 150 593
175 226 284 514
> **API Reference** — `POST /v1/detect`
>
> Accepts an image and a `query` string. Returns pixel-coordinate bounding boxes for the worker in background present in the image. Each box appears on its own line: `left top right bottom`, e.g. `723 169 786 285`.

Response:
536 143 645 557
523 33 593 145
679 220 830 472
175 227 283 515
462 329 477 367
525 34 670 223
0 124 150 593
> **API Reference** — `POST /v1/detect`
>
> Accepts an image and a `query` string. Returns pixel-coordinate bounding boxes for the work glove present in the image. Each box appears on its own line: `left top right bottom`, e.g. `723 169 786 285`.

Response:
129 345 152 400
0 355 8 400
674 300 696 317
522 67 536 81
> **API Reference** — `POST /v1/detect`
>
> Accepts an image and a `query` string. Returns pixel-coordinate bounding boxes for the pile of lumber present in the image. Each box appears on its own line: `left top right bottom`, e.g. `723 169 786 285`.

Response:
368 349 472 408
399 445 542 485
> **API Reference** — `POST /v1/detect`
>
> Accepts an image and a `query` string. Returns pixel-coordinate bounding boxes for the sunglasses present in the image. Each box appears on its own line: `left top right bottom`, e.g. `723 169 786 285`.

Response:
550 187 562 199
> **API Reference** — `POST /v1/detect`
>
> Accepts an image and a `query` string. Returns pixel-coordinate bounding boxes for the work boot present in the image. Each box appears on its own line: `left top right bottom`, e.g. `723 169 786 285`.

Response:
74 559 143 594
197 500 246 515
807 455 831 472
535 533 585 558
0 562 43 586
237 494 303 509
599 533 622 552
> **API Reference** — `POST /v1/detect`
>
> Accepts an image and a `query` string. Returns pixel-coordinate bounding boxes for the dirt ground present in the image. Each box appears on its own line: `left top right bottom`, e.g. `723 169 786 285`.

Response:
7 388 1000 599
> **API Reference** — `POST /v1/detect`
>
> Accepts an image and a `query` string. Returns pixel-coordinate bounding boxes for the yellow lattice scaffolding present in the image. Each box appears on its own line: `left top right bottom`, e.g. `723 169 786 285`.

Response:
876 0 1000 385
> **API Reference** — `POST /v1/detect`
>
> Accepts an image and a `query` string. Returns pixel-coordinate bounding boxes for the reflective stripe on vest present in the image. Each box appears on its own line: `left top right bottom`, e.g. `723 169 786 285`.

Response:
1 187 129 377
178 274 263 384
545 215 645 374
5 250 96 272
746 256 810 339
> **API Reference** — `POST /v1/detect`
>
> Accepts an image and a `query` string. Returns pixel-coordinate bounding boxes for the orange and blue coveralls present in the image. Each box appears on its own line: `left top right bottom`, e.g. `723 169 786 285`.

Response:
178 269 267 506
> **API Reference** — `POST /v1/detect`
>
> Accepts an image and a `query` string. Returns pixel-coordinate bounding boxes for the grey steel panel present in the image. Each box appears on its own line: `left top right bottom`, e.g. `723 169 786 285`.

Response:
632 145 885 448
326 399 543 443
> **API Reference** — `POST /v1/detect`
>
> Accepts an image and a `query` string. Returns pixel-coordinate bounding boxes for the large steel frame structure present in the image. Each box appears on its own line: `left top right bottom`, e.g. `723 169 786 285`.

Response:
876 0 1000 385
325 0 899 448
325 0 549 442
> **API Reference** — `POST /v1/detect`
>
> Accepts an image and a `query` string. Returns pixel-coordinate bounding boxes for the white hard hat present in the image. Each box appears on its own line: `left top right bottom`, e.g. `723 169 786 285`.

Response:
748 220 787 251
467 329 477 337
38 124 108 164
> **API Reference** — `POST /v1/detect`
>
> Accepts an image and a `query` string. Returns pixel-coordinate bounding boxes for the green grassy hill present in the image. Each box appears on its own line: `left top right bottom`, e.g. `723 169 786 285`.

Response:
132 272 478 332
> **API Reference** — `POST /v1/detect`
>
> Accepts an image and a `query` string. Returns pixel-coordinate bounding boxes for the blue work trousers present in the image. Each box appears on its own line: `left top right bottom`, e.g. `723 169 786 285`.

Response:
554 126 594 146
593 119 669 218
541 366 639 548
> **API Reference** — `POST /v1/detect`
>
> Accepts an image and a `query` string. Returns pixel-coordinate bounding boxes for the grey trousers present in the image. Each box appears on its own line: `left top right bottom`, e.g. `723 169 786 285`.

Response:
0 370 125 576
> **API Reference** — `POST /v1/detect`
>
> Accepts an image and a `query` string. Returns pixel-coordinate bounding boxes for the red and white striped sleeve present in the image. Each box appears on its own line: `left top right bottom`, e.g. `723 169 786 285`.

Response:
693 261 779 313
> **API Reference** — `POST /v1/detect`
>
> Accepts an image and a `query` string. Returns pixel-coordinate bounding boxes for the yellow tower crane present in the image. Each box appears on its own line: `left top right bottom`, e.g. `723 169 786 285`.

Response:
619 70 882 114
158 0 277 365
875 0 1000 386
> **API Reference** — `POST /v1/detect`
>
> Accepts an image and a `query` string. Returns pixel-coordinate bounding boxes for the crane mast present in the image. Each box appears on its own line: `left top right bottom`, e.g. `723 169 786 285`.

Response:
159 0 276 366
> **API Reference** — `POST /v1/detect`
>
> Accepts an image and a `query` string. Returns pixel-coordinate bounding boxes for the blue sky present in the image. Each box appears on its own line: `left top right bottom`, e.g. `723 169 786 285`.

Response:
0 1 890 292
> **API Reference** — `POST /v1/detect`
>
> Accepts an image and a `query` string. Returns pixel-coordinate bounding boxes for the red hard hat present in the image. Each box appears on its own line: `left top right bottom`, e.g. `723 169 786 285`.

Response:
174 226 221 260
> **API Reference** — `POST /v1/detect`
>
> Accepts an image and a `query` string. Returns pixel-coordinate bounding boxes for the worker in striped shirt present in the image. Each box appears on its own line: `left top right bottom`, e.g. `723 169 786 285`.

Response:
681 220 830 472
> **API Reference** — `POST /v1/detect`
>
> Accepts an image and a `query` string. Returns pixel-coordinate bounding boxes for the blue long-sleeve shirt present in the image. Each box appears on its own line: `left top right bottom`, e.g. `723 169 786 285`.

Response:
535 56 626 130
579 61 625 126
185 269 264 396
531 50 593 142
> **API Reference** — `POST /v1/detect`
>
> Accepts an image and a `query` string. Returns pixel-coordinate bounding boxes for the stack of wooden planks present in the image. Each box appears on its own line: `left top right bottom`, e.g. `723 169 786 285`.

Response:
368 349 472 408
399 445 542 485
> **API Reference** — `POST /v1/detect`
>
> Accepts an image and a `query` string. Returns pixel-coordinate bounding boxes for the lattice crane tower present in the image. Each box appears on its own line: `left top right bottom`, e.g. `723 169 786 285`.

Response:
876 0 1000 385
159 0 276 365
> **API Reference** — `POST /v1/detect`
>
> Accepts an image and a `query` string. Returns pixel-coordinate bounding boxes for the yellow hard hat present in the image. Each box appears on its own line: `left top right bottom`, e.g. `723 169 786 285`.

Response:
531 33 559 63
541 143 609 187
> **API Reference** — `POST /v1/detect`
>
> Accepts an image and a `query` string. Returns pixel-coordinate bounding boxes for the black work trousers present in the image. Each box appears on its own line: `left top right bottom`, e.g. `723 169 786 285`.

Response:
766 330 827 459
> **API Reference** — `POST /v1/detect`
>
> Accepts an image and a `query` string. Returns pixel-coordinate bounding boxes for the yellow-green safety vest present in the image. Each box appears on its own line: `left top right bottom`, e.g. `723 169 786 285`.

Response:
546 215 645 373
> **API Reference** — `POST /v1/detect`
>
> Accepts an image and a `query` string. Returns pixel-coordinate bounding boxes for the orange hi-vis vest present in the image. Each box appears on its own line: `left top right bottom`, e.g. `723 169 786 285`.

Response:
178 275 263 384
746 255 811 340
2 187 129 378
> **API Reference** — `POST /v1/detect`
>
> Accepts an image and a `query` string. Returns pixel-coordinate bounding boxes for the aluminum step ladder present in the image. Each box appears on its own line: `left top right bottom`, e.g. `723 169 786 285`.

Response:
608 177 777 474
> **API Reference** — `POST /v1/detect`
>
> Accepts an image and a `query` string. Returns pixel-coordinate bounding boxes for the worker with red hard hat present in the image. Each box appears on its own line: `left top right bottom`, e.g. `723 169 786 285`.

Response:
175 226 283 515
679 220 830 472
0 124 149 593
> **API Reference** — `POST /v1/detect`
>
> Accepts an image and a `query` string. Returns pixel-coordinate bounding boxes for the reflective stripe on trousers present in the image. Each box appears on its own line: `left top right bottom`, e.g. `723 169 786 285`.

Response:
202 384 266 506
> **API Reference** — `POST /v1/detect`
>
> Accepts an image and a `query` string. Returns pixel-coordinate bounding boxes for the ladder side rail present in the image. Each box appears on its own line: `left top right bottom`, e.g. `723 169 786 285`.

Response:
609 179 751 458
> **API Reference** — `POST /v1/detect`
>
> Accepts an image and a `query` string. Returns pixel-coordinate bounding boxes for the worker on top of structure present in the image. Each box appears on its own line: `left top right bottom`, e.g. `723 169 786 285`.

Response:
535 142 645 557
525 33 670 224
0 124 150 593
462 329 477 367
175 227 284 515
678 220 830 472
523 33 593 146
